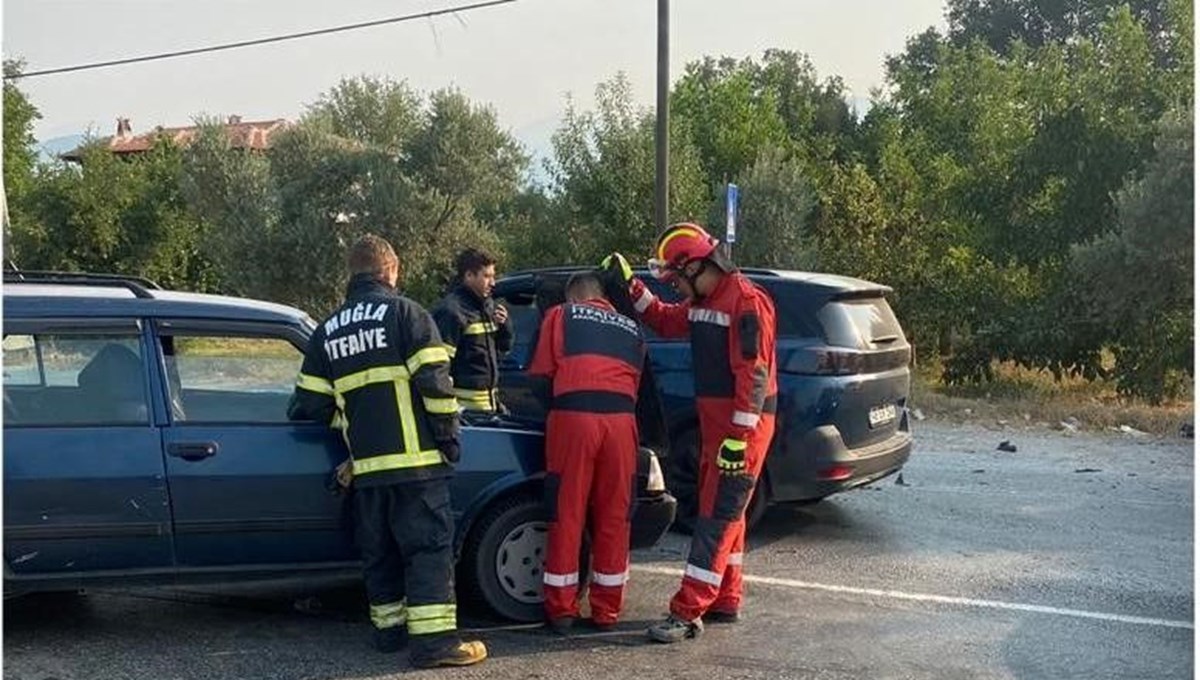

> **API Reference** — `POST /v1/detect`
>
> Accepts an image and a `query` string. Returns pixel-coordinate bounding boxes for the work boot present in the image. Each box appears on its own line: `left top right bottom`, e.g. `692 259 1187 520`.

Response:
582 616 616 632
372 626 406 653
702 609 742 624
646 614 703 643
546 616 575 635
411 640 488 668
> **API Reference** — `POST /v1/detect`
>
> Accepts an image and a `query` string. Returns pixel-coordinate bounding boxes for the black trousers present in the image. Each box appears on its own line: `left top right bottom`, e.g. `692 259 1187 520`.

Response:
355 479 459 656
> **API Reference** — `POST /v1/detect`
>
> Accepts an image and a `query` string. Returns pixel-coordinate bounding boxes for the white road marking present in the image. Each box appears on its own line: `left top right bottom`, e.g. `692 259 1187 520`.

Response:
630 565 1193 630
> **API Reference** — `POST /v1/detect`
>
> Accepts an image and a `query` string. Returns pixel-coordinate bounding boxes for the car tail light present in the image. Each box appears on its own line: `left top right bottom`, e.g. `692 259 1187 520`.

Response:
818 464 855 481
645 452 666 493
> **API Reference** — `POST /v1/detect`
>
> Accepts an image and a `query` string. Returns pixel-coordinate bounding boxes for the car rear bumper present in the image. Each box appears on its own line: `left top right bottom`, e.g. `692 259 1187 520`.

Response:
767 423 913 503
630 493 676 549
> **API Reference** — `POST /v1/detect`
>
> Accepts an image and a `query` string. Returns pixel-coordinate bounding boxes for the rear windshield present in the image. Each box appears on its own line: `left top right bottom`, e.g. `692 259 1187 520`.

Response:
817 298 905 349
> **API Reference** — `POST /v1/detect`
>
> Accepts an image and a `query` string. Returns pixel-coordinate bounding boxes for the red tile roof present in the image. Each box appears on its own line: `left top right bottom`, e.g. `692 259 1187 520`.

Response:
64 117 291 161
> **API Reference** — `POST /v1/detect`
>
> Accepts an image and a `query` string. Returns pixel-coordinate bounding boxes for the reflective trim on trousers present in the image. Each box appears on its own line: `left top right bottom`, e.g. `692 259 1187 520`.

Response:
406 603 457 636
591 570 629 587
543 571 580 587
684 563 723 586
369 600 407 629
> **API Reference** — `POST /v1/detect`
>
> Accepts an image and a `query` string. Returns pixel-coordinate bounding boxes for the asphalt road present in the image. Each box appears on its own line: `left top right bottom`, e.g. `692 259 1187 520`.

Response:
5 421 1193 679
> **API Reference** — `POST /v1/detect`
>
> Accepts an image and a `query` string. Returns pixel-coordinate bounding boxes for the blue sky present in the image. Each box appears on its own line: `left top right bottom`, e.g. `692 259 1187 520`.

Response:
5 0 946 162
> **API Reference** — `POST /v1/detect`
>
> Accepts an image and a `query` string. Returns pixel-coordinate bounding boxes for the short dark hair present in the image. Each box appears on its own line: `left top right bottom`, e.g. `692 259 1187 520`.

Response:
455 248 497 279
565 271 606 302
348 234 398 277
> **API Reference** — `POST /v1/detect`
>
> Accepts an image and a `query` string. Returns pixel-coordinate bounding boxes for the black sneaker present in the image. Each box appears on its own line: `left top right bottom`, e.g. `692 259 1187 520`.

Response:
646 614 703 643
702 609 742 624
582 617 617 632
372 627 406 653
546 616 575 635
411 640 488 668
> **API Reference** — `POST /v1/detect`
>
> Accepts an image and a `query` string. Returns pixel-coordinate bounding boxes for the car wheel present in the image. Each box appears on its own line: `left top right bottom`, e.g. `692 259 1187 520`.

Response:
459 493 589 623
667 428 770 533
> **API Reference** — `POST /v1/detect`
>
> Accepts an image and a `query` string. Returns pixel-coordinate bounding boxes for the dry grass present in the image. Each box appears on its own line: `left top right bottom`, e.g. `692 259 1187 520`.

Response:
911 360 1194 437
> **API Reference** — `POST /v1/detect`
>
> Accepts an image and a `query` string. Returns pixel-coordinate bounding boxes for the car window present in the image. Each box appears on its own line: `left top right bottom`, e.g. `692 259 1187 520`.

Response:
816 297 905 349
497 292 539 368
163 334 302 423
2 333 149 426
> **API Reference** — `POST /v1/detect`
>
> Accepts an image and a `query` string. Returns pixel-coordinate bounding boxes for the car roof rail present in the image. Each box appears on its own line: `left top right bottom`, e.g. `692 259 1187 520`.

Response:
3 269 161 299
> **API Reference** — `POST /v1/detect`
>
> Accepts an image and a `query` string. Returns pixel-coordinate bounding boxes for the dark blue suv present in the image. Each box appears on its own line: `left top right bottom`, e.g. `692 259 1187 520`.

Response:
494 267 913 527
1 272 675 621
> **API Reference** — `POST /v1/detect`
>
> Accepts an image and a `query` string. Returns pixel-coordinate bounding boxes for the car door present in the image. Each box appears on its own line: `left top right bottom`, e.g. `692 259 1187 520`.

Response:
3 319 174 576
153 319 356 569
495 284 549 421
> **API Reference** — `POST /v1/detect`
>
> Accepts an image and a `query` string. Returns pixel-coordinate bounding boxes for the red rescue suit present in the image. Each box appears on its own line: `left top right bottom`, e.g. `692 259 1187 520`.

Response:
631 273 777 620
528 299 645 624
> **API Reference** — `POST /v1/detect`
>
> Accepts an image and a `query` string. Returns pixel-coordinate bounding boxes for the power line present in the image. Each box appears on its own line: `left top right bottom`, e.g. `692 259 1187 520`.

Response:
7 0 517 81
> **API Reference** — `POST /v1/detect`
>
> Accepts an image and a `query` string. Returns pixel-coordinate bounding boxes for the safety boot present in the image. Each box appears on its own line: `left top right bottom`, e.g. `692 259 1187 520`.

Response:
647 614 703 643
371 626 406 653
411 640 488 668
546 616 575 635
702 609 742 624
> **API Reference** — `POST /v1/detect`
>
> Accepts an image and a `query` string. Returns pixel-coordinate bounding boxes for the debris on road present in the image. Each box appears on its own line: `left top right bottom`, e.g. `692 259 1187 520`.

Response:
1180 423 1194 439
997 440 1017 453
1059 418 1081 433
912 408 926 421
895 473 909 486
1074 468 1102 474
1117 425 1149 437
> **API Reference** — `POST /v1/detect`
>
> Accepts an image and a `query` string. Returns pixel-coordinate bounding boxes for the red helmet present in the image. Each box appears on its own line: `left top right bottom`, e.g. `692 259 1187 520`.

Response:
649 223 720 281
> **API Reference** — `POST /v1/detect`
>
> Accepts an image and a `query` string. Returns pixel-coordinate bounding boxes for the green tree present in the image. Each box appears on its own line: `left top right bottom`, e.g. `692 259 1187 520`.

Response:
718 147 817 270
546 73 709 262
3 60 41 255
1069 109 1193 401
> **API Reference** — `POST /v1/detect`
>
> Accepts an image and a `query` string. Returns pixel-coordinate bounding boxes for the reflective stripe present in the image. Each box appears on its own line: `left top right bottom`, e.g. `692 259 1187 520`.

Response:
543 571 580 587
395 379 422 455
407 603 457 636
423 396 460 415
591 570 629 587
333 365 409 394
443 343 458 358
296 373 334 395
464 321 498 336
454 387 497 411
728 552 744 566
406 346 450 374
352 450 445 475
684 563 723 586
369 600 407 629
688 308 731 327
732 411 760 428
633 288 654 313
721 438 747 452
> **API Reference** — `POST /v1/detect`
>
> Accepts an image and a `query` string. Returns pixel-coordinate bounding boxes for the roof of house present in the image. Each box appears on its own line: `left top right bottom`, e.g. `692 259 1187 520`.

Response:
62 116 290 162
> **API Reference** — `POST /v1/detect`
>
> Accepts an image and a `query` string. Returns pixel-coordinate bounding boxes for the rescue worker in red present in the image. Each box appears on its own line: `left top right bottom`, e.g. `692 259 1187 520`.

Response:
528 271 646 633
604 223 777 643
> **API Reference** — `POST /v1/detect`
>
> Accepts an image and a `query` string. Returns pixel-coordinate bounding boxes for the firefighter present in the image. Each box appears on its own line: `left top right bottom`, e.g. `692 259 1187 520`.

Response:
432 248 513 415
603 223 777 643
528 271 646 632
288 234 486 668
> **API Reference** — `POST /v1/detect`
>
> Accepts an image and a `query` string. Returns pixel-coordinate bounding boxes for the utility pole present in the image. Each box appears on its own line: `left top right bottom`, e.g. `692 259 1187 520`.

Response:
654 0 669 231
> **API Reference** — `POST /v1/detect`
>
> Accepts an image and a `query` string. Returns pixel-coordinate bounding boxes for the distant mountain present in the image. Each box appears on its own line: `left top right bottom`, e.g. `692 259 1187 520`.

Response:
37 134 87 161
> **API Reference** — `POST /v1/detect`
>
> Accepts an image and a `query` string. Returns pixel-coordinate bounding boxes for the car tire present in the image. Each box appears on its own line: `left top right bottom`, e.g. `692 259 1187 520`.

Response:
666 428 701 533
459 493 589 623
667 428 770 534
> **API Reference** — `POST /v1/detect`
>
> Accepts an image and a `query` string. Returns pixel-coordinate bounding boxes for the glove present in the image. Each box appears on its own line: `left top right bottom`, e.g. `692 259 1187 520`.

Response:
716 438 747 475
327 458 354 494
601 252 633 283
437 438 461 463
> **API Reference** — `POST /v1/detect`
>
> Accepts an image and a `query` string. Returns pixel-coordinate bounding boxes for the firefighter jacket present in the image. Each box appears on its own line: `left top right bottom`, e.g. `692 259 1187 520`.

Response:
528 298 646 414
289 274 460 487
431 284 514 411
630 272 777 440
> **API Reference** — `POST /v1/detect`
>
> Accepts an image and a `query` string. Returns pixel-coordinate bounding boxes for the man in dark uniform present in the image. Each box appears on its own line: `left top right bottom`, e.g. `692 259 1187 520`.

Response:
289 234 486 669
432 248 513 415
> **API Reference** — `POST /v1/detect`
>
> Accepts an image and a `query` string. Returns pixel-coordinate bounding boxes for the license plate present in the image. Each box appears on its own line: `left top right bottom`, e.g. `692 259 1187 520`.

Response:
868 404 897 428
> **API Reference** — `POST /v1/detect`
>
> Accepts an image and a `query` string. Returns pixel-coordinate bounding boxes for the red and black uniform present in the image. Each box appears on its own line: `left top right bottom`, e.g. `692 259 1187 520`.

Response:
631 273 777 620
528 298 645 625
